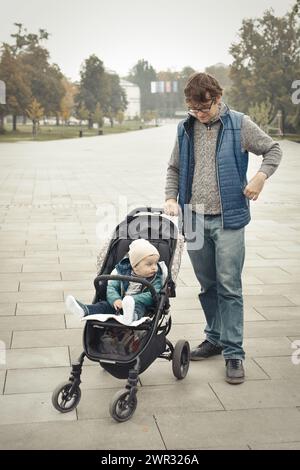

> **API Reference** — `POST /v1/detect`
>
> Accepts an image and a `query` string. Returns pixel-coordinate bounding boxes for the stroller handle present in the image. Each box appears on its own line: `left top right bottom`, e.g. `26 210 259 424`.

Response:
94 274 159 305
126 206 183 233
127 207 164 217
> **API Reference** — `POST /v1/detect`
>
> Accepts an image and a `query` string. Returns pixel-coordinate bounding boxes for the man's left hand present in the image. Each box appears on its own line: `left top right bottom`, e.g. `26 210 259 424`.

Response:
243 172 267 201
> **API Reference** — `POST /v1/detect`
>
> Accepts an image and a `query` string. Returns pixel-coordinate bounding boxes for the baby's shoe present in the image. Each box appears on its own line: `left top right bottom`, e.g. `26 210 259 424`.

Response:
122 295 135 324
65 295 87 318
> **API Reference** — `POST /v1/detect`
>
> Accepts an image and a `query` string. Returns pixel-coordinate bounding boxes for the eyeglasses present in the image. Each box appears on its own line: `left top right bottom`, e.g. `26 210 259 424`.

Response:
188 98 215 114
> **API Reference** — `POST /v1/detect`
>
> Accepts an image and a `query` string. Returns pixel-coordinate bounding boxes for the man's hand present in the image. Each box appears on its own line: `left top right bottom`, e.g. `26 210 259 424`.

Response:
164 198 179 216
243 172 267 201
113 299 123 310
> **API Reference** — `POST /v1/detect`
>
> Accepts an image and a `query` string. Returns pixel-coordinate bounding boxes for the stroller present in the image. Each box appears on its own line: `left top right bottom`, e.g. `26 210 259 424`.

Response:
52 207 190 422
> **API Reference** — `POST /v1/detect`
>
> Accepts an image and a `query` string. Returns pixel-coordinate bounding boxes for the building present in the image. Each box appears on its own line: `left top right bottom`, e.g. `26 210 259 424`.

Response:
120 79 141 118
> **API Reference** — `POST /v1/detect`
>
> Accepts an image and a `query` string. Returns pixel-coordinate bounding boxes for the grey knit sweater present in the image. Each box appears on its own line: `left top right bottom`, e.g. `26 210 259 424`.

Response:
165 103 282 214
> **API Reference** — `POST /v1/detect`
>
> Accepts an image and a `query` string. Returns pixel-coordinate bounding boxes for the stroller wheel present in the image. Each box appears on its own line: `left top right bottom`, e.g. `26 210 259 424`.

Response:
172 340 190 380
52 381 81 413
109 389 137 422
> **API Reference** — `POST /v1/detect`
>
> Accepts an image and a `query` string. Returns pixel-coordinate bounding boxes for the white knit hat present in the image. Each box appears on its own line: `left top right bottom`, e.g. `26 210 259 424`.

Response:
128 239 159 267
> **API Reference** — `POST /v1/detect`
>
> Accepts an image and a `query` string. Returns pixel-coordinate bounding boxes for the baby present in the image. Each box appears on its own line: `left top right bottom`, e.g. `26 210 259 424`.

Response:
65 239 164 324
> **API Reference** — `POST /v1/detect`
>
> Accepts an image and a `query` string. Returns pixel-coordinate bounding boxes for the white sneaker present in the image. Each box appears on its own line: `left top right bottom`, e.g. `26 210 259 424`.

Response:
122 295 135 325
65 295 85 318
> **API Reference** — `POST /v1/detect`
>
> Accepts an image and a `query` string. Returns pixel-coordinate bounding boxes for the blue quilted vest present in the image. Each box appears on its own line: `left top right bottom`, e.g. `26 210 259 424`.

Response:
177 108 251 230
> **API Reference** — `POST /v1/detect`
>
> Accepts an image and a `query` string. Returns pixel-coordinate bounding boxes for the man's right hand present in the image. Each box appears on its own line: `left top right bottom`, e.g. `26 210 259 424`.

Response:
113 299 123 310
164 198 179 216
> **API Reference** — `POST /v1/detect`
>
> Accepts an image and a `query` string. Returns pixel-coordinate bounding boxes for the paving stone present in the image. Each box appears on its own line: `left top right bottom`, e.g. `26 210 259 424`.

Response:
16 302 66 315
63 290 94 304
77 382 223 421
0 262 22 273
250 441 300 450
285 294 300 306
0 291 63 303
244 336 294 357
19 280 91 291
210 378 300 410
140 356 268 386
1 272 61 281
243 295 294 308
23 262 95 272
0 315 65 331
254 306 300 320
0 331 12 350
1 346 69 369
11 329 82 348
5 365 123 394
0 392 76 425
244 267 295 284
155 408 300 449
244 320 300 338
0 304 16 316
61 271 95 281
254 356 300 379
0 416 164 449
65 314 85 329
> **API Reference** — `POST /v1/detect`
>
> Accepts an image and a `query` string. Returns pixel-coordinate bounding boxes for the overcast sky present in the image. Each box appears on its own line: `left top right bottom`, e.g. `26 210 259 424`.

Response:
0 0 294 81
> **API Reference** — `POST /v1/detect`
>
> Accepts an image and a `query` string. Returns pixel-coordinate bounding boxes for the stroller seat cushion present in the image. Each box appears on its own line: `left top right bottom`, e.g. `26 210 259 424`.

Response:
82 313 151 327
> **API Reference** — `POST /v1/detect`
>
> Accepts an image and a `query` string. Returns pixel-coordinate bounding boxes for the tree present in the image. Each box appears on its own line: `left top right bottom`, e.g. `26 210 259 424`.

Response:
127 59 157 113
205 63 232 104
93 103 104 128
21 46 65 123
248 98 273 132
229 1 300 133
115 110 124 125
178 66 196 109
0 24 66 130
76 55 108 128
105 73 127 125
76 55 127 128
26 97 44 136
0 44 32 130
60 78 78 124
76 104 89 126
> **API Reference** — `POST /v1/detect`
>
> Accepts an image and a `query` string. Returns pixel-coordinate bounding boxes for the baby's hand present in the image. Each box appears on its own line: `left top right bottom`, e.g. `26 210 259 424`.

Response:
113 299 123 310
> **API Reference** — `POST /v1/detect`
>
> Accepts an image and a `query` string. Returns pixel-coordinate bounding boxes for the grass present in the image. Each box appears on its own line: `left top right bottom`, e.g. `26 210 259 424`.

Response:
0 121 153 143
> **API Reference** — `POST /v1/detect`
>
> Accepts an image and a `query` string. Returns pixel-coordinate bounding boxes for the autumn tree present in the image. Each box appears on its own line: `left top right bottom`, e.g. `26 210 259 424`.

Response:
229 1 300 133
0 43 31 130
26 97 44 136
0 23 66 129
60 78 78 124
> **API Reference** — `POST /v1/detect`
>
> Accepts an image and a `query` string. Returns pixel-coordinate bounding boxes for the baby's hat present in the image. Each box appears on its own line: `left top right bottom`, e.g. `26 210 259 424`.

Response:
128 239 159 267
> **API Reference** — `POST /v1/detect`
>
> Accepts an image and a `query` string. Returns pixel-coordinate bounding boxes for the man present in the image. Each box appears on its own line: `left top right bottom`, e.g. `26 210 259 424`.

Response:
164 72 282 384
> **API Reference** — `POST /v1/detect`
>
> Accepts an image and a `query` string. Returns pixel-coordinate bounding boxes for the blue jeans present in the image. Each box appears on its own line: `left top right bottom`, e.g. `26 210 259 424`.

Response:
186 212 245 360
81 300 148 320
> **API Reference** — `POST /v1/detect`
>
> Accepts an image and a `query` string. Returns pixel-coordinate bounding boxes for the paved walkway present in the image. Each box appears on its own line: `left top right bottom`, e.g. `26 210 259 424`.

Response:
0 126 299 450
